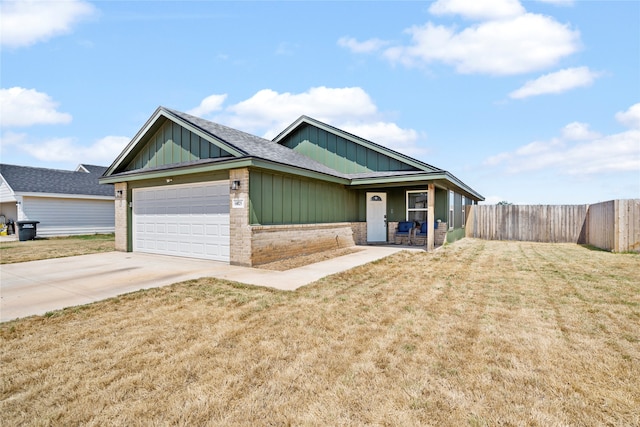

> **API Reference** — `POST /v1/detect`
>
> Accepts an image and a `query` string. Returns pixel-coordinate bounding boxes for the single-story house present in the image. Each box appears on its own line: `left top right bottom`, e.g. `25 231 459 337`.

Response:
0 164 115 237
100 106 484 266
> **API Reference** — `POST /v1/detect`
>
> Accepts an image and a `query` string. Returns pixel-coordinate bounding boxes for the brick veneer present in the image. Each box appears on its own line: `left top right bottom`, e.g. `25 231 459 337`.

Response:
250 223 356 266
350 222 367 245
114 182 128 251
229 168 251 266
387 220 448 246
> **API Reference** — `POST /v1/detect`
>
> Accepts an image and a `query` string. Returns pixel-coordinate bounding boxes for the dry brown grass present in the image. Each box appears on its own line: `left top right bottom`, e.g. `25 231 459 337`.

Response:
0 234 115 264
1 239 638 426
257 247 362 270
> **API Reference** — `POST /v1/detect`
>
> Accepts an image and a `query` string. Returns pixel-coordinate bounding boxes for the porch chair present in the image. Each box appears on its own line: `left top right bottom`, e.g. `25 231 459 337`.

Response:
394 221 414 244
414 222 437 244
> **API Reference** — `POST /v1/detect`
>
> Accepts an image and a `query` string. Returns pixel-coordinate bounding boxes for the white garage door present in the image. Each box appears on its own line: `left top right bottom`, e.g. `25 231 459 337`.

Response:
133 181 230 262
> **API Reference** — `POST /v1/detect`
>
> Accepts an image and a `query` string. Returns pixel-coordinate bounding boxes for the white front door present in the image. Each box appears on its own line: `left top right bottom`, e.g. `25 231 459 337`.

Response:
366 192 387 242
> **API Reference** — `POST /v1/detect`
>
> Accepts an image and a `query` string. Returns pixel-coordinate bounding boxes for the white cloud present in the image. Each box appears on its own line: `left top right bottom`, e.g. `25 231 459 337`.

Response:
0 131 28 159
0 130 27 146
484 104 640 175
514 138 562 156
191 86 427 157
0 0 96 48
186 94 228 117
428 0 525 20
561 122 601 141
341 1 581 76
615 103 640 130
382 13 580 75
222 86 379 138
17 135 130 165
509 67 600 99
275 42 298 56
337 36 390 54
340 121 427 158
0 87 72 127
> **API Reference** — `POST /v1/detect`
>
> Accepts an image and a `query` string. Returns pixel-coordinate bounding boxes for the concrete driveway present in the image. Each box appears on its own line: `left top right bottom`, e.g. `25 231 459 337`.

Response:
1 246 409 322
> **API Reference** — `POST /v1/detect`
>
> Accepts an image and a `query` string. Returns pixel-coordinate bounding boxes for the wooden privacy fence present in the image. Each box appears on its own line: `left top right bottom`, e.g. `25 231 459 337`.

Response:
466 199 640 252
586 199 640 252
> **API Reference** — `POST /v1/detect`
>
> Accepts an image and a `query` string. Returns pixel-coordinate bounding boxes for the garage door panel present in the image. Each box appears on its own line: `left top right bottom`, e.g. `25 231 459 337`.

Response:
178 224 190 235
133 181 230 262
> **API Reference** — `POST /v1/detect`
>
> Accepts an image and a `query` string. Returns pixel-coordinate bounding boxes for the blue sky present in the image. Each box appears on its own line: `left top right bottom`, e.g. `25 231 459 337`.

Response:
1 0 638 204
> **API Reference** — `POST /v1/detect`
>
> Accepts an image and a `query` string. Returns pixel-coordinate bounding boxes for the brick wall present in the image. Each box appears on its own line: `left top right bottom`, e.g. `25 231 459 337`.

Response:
229 168 251 266
350 222 367 244
435 222 447 246
250 223 356 266
114 182 127 251
387 220 448 246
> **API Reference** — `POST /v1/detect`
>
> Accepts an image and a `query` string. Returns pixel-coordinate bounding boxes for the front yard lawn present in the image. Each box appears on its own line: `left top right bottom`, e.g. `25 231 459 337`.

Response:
1 239 638 426
0 234 115 264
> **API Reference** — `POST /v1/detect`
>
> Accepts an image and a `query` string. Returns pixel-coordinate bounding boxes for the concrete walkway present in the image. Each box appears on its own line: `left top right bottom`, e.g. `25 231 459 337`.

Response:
1 246 416 322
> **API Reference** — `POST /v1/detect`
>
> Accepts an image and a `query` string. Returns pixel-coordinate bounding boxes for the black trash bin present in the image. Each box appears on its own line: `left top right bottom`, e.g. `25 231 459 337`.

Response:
17 221 40 241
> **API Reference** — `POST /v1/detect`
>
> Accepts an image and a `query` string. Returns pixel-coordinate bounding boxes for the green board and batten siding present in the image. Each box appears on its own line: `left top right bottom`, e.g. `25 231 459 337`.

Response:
125 119 233 171
279 124 419 174
249 170 360 225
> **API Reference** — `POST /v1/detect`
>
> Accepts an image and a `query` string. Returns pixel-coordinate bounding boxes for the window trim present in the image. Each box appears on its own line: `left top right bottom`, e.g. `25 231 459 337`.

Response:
461 196 466 228
406 190 428 222
449 190 454 230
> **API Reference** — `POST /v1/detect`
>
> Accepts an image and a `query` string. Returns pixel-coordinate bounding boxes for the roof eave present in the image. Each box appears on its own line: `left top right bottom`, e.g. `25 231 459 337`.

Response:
99 157 350 186
13 192 114 200
102 107 247 178
349 172 484 201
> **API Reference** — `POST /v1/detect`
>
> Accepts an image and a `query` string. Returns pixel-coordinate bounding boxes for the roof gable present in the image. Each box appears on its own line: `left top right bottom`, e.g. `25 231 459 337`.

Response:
122 117 234 172
0 164 113 197
107 108 241 176
105 107 345 179
273 116 441 174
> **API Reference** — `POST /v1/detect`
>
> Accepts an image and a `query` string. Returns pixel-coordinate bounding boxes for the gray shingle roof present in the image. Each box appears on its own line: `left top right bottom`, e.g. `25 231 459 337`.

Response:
165 108 348 178
0 164 113 197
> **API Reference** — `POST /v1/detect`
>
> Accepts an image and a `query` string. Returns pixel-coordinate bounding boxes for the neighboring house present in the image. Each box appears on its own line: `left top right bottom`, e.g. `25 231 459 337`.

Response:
0 164 115 237
100 107 484 266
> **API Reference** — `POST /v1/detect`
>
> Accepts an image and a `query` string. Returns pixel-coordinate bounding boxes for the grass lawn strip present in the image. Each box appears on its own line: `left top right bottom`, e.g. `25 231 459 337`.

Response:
0 234 115 264
1 239 638 426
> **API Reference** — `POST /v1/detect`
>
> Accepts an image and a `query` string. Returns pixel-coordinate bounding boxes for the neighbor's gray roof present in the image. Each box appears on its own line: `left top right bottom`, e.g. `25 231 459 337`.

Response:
165 108 349 178
0 164 113 197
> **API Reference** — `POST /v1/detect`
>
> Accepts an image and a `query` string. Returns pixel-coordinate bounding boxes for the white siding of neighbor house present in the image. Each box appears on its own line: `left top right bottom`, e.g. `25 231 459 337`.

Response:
0 178 19 223
0 178 16 202
0 202 18 223
21 196 115 236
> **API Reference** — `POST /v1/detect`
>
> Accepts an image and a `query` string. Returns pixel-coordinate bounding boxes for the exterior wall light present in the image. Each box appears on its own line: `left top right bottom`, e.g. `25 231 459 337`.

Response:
166 178 173 183
231 180 241 190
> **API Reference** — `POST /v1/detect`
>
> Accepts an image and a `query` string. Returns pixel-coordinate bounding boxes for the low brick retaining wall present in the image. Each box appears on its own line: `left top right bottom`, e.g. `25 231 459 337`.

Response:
250 223 357 265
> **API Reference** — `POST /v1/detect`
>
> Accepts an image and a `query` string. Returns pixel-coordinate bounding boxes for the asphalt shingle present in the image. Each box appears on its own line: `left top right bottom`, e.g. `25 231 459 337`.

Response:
0 164 113 197
166 108 348 178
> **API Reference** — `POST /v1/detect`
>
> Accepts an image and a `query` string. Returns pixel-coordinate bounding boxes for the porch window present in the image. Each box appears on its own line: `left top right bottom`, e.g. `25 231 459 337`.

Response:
406 190 428 223
461 196 466 227
449 191 454 230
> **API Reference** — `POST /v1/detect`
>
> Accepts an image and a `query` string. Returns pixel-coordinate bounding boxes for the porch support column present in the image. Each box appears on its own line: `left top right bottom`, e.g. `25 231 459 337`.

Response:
114 182 128 252
229 168 252 266
427 183 435 252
